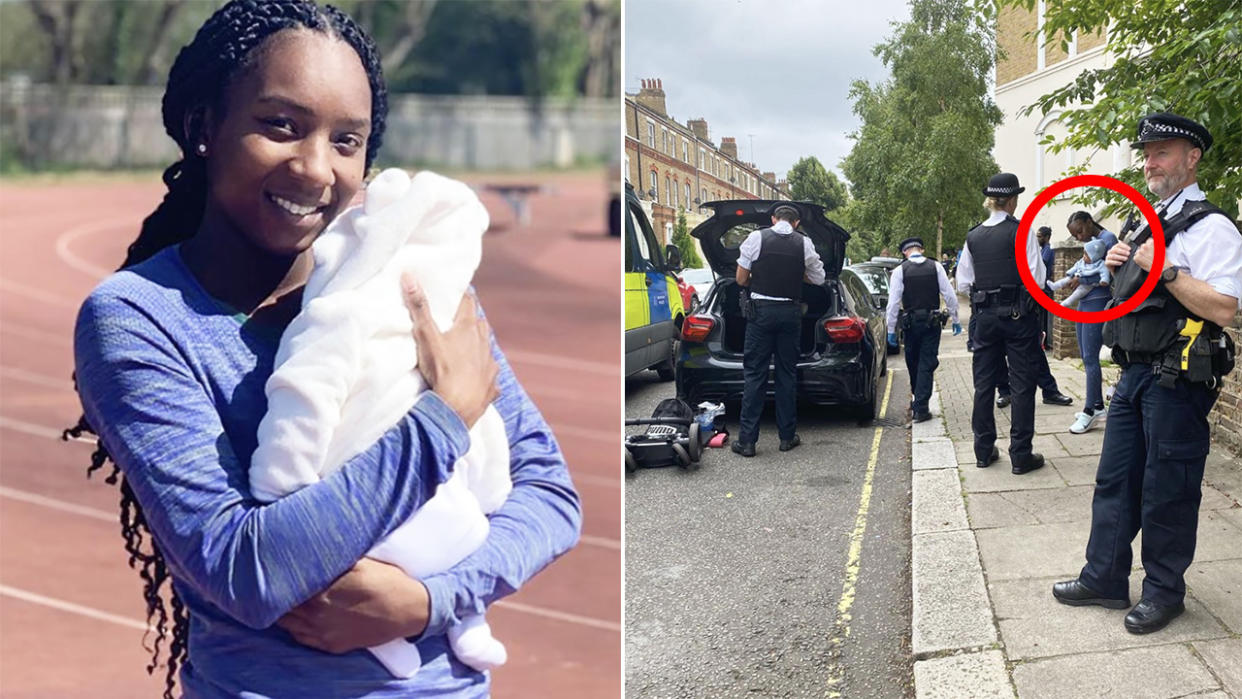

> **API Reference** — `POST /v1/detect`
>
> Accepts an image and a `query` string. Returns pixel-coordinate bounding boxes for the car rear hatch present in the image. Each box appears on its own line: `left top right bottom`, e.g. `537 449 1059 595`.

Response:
689 199 849 279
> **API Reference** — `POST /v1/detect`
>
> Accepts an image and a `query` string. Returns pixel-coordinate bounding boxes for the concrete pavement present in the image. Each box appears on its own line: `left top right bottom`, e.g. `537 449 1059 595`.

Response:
909 311 1242 698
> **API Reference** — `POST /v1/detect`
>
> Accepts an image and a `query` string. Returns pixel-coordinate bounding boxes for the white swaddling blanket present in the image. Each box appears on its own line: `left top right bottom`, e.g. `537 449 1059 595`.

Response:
249 169 512 677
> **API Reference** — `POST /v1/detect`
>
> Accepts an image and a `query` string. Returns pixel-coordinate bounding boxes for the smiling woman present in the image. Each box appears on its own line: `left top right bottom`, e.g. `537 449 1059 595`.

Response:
62 1 580 698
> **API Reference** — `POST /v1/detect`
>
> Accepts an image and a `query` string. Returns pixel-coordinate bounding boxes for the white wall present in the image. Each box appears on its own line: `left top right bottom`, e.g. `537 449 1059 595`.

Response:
994 46 1137 243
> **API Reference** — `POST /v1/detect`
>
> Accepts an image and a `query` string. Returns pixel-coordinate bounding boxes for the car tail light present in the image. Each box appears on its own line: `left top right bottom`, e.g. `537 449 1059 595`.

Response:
823 315 865 343
682 315 715 342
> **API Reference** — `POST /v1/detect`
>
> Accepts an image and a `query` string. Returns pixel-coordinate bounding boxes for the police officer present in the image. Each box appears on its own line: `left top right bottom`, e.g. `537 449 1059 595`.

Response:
886 237 960 423
1053 113 1242 634
732 204 826 457
956 173 1046 475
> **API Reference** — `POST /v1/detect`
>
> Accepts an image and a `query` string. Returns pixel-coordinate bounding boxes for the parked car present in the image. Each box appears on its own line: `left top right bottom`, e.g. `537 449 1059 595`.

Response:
675 200 887 419
624 182 685 380
849 262 902 354
677 266 715 311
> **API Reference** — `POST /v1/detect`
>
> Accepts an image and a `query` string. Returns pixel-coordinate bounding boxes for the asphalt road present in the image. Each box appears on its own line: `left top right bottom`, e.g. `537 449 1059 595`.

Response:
624 363 916 698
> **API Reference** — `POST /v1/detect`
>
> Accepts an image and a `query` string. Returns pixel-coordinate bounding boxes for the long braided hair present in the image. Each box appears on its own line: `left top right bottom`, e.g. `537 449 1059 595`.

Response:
62 3 387 696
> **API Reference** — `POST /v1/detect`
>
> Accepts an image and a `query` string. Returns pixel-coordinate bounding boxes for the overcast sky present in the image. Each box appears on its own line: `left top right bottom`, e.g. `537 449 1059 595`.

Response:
625 0 913 182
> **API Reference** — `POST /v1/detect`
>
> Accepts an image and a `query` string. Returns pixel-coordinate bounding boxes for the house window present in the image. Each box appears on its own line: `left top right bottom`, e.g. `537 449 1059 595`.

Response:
649 170 658 198
700 187 707 204
647 119 655 147
698 149 705 169
665 175 672 205
673 180 679 208
682 139 689 163
684 183 691 210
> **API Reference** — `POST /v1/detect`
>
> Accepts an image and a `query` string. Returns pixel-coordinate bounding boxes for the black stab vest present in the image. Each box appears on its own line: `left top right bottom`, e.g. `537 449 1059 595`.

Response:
749 228 806 300
1103 199 1239 353
965 215 1022 291
901 259 939 310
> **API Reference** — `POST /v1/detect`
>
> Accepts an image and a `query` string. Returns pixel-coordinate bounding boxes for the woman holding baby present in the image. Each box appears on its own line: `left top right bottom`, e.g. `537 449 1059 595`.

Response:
1062 211 1120 434
65 2 580 696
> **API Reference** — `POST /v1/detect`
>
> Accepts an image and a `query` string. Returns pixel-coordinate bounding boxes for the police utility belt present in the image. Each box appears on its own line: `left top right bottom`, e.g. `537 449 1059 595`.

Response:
900 308 949 329
969 284 1033 319
1111 321 1235 391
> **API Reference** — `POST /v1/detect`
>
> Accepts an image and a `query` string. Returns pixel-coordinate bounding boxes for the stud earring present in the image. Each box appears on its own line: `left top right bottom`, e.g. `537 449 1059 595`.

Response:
196 144 207 156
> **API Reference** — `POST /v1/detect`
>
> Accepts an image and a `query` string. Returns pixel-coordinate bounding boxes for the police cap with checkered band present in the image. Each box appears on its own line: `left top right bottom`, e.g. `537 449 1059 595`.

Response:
1130 112 1213 153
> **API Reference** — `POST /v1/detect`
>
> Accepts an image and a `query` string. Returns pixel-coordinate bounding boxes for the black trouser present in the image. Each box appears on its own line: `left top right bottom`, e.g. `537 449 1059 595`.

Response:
904 316 941 413
971 308 1041 462
970 312 1060 397
739 300 800 444
1079 364 1217 605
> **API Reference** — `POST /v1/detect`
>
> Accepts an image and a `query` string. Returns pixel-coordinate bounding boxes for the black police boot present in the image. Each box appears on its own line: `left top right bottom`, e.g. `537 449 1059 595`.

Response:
1124 599 1185 634
779 435 801 452
1043 391 1074 406
996 394 1011 408
1011 453 1045 475
912 409 933 423
1052 579 1130 609
731 441 756 458
976 446 1000 469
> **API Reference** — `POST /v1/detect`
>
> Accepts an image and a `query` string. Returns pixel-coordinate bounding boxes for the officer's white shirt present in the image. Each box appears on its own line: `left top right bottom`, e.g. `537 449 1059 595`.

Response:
737 220 827 301
885 254 960 329
955 211 1046 294
1149 182 1242 308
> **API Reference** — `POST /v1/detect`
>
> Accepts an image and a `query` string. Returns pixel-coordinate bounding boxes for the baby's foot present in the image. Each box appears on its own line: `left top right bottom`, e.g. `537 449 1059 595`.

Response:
448 615 507 671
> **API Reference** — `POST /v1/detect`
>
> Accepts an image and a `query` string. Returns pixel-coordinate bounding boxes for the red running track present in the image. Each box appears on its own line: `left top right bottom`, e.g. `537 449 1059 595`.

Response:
0 171 620 697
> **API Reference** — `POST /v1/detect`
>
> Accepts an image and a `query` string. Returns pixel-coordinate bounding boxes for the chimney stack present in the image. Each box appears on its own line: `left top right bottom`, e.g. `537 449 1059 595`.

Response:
687 118 710 142
636 78 667 117
719 137 738 160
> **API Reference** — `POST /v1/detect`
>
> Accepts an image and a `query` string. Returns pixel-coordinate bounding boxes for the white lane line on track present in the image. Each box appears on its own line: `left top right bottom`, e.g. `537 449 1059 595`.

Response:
571 473 621 490
0 487 115 522
0 580 620 637
551 424 617 444
3 413 622 488
0 584 153 632
55 216 131 281
0 366 74 390
0 485 622 550
0 416 92 443
505 350 616 376
0 277 81 310
0 322 73 348
492 599 620 633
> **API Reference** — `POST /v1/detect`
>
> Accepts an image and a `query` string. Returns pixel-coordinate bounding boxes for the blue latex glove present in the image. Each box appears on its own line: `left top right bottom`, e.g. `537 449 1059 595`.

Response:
952 323 962 336
887 331 897 345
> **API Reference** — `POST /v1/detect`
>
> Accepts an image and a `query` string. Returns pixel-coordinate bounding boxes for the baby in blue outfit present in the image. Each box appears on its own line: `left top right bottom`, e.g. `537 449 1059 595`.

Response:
1049 238 1110 308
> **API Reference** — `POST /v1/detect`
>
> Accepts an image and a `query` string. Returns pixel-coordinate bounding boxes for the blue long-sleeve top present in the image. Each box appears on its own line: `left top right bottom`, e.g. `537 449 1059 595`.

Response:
73 246 581 697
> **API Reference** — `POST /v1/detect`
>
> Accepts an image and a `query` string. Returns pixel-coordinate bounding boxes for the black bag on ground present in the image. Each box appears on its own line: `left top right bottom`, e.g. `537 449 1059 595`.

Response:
651 398 694 421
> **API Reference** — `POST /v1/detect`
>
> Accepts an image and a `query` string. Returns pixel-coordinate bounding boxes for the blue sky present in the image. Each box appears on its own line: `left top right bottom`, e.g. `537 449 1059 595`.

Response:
625 0 914 182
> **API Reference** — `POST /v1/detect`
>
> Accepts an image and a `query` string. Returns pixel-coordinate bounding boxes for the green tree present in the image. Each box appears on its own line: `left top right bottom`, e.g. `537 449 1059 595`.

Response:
787 156 849 212
841 0 1002 259
672 210 702 269
997 0 1241 219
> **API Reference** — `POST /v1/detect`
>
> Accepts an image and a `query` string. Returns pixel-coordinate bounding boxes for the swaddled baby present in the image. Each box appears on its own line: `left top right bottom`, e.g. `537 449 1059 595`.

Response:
1049 238 1110 308
249 169 512 678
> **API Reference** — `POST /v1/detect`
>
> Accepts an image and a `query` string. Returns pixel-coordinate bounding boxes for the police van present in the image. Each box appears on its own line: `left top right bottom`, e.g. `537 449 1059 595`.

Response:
624 181 685 379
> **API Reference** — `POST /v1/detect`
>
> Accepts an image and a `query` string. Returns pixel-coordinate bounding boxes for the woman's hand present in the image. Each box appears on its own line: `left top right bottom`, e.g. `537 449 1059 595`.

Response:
402 273 500 428
277 558 430 654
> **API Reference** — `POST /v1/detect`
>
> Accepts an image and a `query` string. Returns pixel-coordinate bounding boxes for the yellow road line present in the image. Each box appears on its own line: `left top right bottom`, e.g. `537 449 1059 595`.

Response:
825 369 894 697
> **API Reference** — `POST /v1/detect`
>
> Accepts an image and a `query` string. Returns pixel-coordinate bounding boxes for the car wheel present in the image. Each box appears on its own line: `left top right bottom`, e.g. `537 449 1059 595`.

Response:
852 384 878 421
624 448 637 474
654 340 677 381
